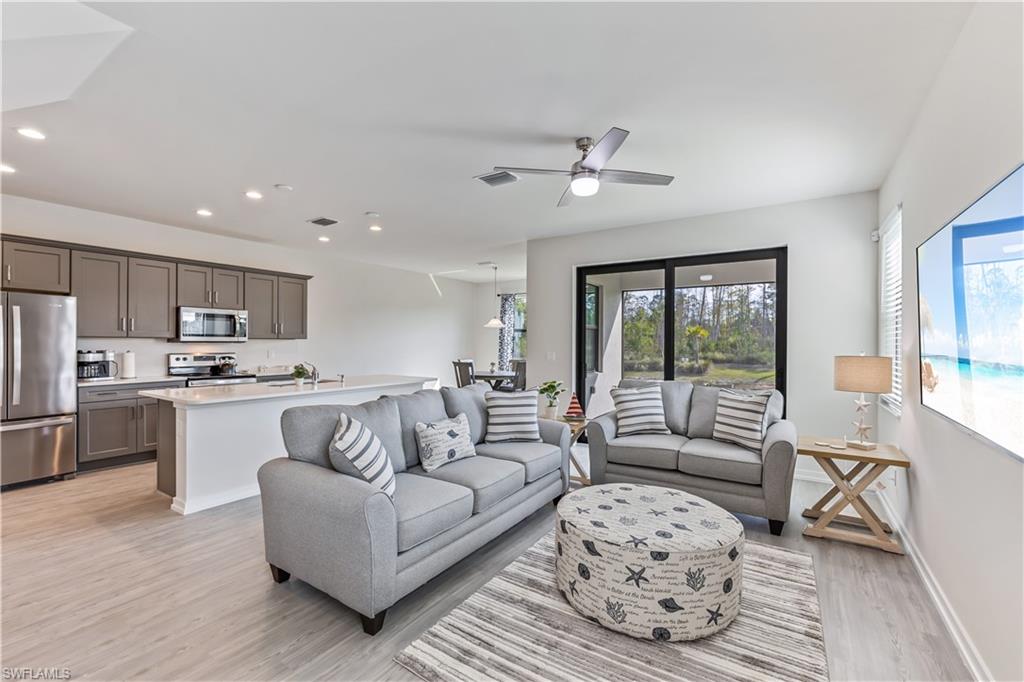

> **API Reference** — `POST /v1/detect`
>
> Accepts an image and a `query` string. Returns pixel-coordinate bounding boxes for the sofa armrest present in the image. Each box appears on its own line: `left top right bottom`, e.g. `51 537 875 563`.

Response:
538 418 571 493
761 419 798 522
257 458 397 617
585 411 617 484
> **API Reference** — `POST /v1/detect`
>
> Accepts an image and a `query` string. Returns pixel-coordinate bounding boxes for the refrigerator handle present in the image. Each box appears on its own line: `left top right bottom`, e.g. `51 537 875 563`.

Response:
1 300 4 412
11 304 20 406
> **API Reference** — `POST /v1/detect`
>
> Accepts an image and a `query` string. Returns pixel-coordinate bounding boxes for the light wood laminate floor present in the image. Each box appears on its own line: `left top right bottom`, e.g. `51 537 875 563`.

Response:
2 461 971 681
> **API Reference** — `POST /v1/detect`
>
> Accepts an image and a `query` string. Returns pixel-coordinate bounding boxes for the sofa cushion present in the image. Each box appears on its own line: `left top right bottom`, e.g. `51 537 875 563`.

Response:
474 441 561 482
687 385 720 439
678 437 763 485
618 379 694 435
392 472 473 552
409 456 525 513
415 413 476 472
389 390 449 469
440 384 489 444
281 399 406 472
606 433 688 470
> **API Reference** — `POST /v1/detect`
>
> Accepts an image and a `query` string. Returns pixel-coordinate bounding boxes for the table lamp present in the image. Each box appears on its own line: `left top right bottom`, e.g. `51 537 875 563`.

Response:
833 355 892 450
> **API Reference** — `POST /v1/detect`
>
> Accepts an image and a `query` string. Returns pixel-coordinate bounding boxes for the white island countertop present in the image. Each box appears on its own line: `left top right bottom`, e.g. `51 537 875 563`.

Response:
139 374 435 407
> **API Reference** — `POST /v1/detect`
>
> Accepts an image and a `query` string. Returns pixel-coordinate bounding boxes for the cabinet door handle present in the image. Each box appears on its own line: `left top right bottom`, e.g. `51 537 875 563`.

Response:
119 317 126 331
129 405 135 420
207 290 212 303
129 318 135 332
214 291 219 304
5 264 11 281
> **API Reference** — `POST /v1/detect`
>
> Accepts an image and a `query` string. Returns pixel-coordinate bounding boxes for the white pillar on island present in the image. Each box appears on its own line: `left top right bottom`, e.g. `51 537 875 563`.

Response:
139 375 434 515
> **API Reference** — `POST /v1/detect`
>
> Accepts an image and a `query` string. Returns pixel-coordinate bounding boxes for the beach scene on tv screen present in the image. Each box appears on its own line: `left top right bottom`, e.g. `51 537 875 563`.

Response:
918 165 1024 458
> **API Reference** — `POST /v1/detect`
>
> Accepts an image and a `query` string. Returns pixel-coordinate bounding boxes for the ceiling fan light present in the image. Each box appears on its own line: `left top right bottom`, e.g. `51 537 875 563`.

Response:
570 173 600 197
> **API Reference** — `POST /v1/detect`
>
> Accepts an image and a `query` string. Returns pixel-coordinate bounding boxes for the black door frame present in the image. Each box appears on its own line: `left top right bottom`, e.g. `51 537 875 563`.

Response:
574 246 788 411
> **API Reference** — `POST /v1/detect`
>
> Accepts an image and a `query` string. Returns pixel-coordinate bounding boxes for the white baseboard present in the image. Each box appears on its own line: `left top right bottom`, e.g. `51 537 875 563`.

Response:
794 470 990 680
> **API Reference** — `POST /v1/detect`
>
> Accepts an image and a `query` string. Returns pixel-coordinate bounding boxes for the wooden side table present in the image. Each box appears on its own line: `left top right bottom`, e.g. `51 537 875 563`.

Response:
797 436 910 554
556 417 591 486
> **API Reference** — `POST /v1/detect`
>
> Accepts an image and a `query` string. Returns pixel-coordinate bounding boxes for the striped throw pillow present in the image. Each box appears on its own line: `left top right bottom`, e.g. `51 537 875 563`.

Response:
484 390 542 443
611 385 671 436
712 389 772 451
329 413 396 498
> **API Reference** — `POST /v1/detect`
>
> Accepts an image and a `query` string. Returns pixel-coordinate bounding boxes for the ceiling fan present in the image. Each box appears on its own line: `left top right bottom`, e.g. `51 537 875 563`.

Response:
478 127 674 207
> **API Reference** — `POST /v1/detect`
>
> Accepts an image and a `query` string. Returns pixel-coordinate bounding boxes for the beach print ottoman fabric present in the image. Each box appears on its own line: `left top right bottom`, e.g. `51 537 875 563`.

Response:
415 413 476 472
555 483 744 641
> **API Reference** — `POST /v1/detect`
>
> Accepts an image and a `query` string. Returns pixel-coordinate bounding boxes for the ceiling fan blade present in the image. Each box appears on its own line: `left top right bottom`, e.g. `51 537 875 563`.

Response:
581 127 629 171
600 169 674 186
494 166 571 176
557 184 574 207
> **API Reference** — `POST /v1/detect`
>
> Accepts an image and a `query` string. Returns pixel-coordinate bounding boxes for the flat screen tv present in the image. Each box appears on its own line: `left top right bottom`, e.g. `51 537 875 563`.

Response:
917 164 1023 460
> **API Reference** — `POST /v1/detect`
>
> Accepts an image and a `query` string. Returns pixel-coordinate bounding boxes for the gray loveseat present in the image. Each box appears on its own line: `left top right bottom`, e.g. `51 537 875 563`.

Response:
587 380 797 535
257 384 570 635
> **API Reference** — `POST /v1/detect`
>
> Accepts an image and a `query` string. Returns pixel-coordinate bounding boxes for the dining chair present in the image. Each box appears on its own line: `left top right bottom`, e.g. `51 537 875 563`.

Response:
452 360 476 388
495 359 527 392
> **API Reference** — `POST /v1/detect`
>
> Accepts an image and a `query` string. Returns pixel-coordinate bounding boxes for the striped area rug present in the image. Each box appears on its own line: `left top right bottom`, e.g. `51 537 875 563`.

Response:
395 532 828 682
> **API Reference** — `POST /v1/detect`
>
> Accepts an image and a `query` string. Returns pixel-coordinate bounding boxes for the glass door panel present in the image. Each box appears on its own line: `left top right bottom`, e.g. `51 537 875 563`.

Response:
672 259 777 389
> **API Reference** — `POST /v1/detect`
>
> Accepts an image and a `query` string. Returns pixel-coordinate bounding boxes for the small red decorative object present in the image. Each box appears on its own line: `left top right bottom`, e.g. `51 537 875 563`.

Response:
563 392 585 420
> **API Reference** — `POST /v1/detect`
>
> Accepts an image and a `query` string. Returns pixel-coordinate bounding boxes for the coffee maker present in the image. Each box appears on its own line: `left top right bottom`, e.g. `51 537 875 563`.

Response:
77 350 118 381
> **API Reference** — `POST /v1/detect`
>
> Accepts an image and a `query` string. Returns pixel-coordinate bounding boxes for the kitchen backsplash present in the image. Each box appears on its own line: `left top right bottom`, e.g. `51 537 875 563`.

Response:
77 338 305 377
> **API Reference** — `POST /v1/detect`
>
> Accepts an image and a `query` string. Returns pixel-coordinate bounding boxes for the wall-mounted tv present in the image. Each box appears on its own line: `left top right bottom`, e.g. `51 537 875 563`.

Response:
917 164 1023 460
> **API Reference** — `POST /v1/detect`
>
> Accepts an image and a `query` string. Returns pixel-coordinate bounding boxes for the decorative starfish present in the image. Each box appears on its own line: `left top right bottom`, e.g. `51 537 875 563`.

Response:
706 604 723 625
852 419 872 442
626 535 649 548
664 490 681 497
597 489 613 495
648 509 667 517
576 507 590 515
569 579 580 598
623 565 650 589
854 395 871 413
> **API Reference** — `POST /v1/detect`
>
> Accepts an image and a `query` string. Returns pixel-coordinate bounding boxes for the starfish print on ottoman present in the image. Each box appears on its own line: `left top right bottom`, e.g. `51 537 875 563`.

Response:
626 535 648 548
569 579 580 598
706 604 723 625
624 565 650 588
648 509 667 517
576 507 590 515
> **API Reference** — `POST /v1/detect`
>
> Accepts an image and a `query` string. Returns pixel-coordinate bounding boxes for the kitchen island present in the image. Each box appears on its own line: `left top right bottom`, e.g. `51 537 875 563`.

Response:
140 374 434 515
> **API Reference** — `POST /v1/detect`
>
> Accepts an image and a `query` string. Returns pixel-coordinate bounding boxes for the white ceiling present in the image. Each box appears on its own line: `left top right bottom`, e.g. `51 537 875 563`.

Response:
1 2 971 282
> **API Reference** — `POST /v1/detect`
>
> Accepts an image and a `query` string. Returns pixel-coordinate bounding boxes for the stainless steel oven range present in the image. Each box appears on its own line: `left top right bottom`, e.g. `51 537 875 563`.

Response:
167 353 257 386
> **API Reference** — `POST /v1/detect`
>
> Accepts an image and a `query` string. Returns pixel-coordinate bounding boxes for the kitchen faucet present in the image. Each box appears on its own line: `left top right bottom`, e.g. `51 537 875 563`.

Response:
303 362 319 385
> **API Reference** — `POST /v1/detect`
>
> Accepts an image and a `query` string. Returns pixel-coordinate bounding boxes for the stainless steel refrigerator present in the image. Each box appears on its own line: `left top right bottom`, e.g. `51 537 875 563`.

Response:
1 292 77 485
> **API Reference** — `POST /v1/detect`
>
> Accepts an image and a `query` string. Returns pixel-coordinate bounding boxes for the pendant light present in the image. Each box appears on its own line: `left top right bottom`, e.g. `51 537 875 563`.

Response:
484 264 505 329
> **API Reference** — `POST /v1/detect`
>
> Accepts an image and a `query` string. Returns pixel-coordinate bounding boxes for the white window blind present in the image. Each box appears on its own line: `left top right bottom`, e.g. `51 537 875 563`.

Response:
879 208 903 415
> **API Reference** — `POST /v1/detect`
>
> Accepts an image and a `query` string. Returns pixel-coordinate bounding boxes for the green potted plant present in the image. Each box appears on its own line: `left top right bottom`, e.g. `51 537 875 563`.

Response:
538 380 566 419
291 363 310 387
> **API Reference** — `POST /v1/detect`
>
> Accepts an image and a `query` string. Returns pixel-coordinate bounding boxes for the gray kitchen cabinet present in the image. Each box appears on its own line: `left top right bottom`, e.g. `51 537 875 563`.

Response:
2 241 71 293
212 268 244 309
72 250 129 337
137 397 160 451
128 257 177 338
177 263 214 307
78 398 138 462
277 276 307 339
244 272 278 339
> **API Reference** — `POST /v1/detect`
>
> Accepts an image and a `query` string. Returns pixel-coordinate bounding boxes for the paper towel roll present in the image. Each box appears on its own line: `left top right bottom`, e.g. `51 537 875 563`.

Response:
121 350 137 379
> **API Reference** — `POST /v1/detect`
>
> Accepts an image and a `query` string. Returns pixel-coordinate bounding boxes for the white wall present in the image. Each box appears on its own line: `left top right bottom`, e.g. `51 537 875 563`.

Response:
526 191 879 480
1 195 478 386
471 278 526 370
876 4 1023 679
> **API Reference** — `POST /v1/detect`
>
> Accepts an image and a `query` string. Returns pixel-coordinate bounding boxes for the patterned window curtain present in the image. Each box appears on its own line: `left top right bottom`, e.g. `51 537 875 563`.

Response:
497 294 516 371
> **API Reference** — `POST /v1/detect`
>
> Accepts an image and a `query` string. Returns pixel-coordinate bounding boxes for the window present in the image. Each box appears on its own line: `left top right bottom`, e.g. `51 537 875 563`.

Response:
584 283 602 372
879 208 903 414
512 293 527 360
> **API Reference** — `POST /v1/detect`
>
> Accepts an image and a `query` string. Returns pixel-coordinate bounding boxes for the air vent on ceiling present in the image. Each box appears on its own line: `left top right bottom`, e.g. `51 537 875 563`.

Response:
475 170 519 187
307 217 338 227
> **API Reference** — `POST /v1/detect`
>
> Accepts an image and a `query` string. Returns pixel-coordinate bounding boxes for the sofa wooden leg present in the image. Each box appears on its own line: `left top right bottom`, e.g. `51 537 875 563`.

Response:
552 494 564 506
768 520 785 536
361 610 387 635
269 564 290 583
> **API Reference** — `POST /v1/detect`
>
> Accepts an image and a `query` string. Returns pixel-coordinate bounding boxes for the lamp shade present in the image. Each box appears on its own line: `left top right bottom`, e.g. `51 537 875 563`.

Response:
833 355 892 394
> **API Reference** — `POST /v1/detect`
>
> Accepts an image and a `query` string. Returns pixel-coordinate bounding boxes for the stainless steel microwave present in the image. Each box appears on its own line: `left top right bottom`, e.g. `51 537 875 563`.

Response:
177 307 248 342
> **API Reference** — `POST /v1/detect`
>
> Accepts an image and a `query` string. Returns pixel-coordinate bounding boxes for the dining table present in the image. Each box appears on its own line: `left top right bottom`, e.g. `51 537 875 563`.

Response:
474 370 515 389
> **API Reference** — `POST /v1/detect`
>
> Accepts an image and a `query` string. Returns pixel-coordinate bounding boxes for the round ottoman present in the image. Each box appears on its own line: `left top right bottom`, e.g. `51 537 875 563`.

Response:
555 483 744 641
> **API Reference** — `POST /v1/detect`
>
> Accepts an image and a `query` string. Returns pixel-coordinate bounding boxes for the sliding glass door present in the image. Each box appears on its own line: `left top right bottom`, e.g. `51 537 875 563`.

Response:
575 248 787 414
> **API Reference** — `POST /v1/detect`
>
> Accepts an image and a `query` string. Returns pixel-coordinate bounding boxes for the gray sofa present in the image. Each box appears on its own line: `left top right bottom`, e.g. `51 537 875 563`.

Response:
587 380 797 535
257 384 570 635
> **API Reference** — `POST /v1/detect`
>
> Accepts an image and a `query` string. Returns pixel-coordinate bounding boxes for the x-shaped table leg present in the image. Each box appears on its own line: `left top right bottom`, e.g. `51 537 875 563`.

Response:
802 461 892 533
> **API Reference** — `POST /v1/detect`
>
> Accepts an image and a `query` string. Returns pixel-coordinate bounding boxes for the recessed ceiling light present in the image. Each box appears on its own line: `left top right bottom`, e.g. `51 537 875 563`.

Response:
0 164 14 173
369 225 383 232
318 236 331 242
273 184 293 191
699 274 713 281
196 208 213 217
365 211 382 232
245 190 263 200
16 127 46 140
